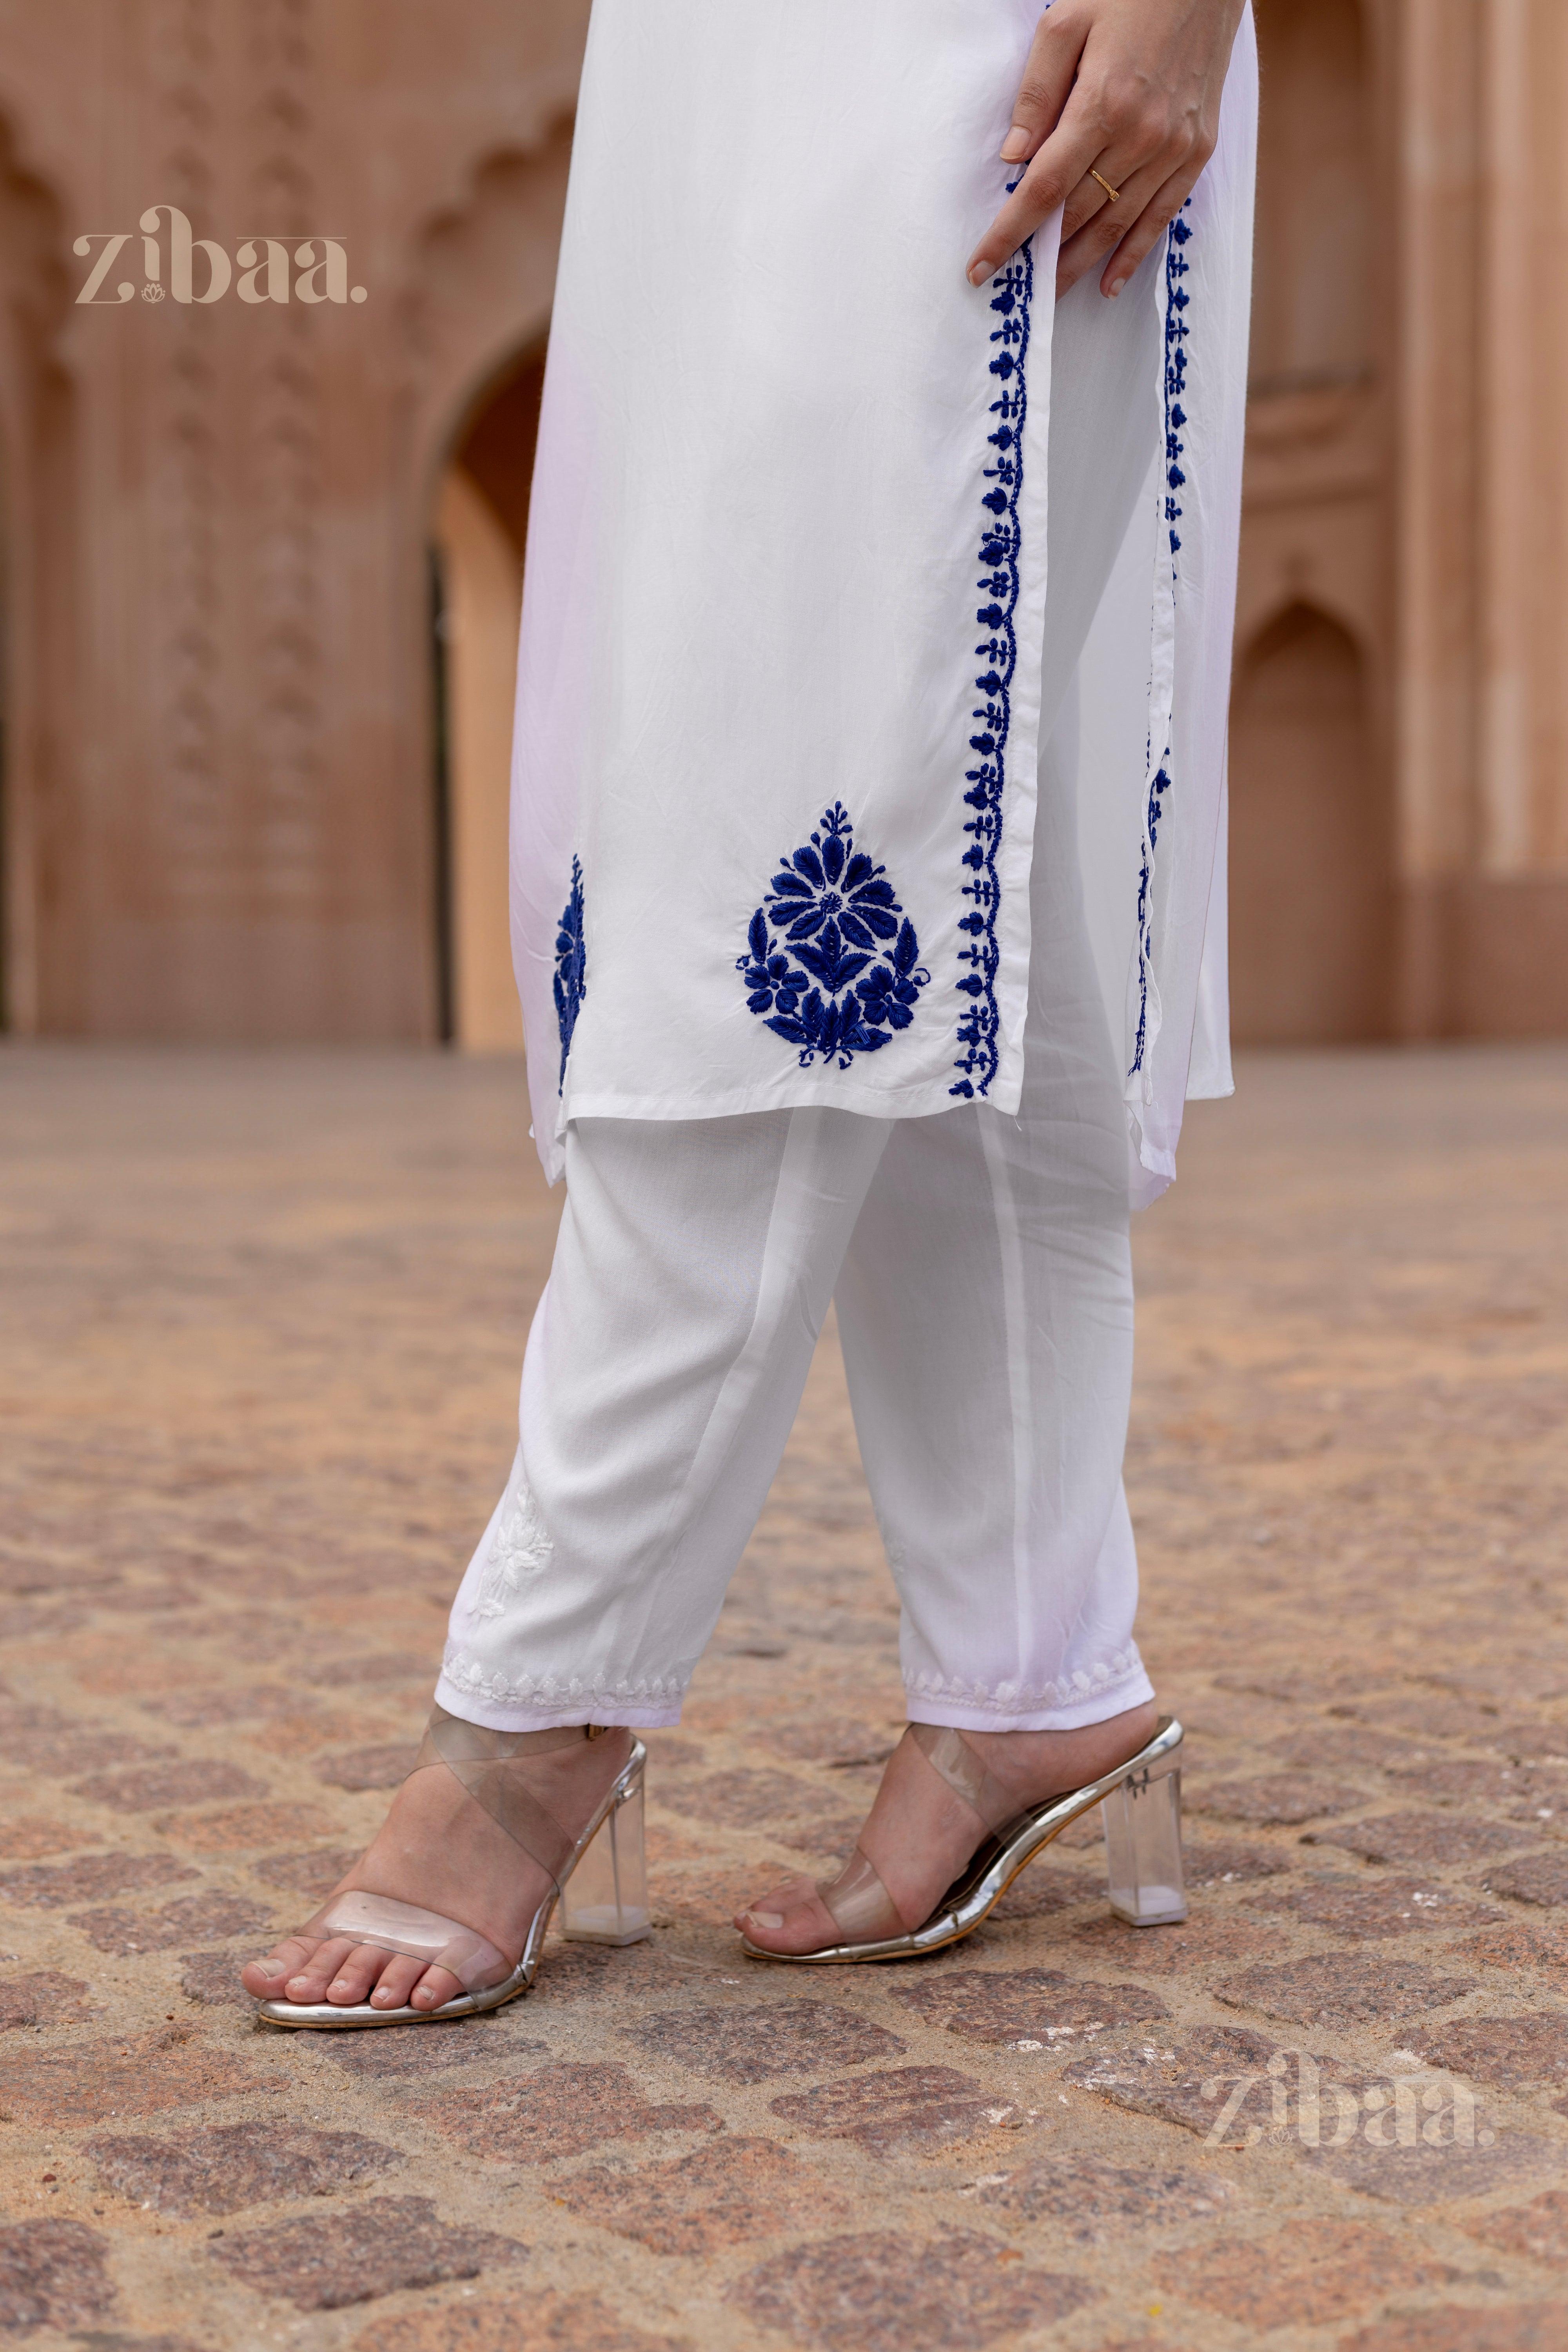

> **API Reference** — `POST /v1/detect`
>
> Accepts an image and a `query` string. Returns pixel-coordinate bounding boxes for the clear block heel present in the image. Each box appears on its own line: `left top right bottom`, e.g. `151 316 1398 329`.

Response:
741 1715 1188 1964
560 1764 651 1945
1102 1741 1188 1925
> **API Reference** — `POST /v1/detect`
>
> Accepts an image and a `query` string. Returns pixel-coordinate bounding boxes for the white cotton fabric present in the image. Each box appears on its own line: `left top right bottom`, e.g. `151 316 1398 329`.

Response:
510 0 1257 1204
437 1055 1152 1735
440 404 1164 1731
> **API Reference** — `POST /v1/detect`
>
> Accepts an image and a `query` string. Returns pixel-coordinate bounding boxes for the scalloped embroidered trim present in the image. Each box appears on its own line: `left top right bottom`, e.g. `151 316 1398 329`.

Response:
905 1646 1145 1714
952 230 1036 1101
438 1645 687 1713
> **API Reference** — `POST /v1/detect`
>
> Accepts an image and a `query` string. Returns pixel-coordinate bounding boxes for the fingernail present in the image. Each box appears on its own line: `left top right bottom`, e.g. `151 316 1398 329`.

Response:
967 258 992 287
1108 278 1126 298
1000 127 1030 162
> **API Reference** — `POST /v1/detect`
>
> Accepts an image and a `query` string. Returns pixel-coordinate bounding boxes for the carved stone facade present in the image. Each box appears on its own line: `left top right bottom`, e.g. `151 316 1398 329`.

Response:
0 0 582 1040
1235 0 1568 1040
0 1 1563 1046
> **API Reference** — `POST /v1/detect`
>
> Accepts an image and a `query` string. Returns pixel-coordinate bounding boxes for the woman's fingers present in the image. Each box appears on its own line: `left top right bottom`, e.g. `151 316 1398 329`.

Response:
1056 135 1167 246
967 94 1108 285
968 0 1233 291
1065 162 1204 300
997 6 1085 165
1059 166 1117 248
1054 155 1179 296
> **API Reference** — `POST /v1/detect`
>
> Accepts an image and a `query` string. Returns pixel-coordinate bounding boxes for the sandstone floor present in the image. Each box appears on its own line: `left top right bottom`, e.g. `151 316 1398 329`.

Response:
2 1041 1566 2352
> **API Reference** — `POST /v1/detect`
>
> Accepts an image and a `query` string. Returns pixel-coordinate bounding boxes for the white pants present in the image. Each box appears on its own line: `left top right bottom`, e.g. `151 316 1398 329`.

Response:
437 262 1165 1736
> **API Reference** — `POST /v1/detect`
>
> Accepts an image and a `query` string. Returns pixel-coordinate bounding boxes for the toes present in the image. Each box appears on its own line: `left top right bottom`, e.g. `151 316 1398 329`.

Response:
368 1954 427 2010
408 1964 464 2011
735 1878 841 1954
324 1944 396 2005
279 1935 358 2004
241 1936 321 1999
242 1935 475 2014
733 1875 816 1932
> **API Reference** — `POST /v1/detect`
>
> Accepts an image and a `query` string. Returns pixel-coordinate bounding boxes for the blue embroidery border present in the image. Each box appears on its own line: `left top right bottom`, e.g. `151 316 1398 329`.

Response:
951 232 1037 1100
1129 204 1193 1083
1163 206 1192 573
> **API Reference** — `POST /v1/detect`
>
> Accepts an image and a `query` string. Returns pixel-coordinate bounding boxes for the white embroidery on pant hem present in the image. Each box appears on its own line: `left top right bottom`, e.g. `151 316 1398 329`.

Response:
904 1646 1145 1713
474 1468 554 1620
439 1643 686 1712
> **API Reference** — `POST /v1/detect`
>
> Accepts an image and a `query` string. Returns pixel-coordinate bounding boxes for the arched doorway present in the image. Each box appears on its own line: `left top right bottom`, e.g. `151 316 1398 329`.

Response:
430 342 546 1049
0 114 74 1038
1229 603 1390 1044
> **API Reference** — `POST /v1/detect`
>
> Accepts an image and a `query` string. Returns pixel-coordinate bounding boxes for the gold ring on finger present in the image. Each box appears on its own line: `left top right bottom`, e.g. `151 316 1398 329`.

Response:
1089 167 1122 204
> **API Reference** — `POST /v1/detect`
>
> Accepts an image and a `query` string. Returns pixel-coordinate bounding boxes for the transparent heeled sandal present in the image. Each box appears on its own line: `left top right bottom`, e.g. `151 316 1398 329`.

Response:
739 1713 1186 1964
254 1708 650 2030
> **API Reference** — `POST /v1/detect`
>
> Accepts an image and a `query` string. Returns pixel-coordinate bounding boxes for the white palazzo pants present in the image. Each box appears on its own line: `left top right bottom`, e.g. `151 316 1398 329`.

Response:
437 258 1167 1737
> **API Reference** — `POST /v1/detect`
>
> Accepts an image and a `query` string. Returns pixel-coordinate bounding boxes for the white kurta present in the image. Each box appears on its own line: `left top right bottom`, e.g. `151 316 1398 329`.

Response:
510 1 1257 1206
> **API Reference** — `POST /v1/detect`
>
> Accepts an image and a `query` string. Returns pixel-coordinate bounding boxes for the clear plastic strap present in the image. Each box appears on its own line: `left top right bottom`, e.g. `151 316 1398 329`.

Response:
818 1847 907 1941
306 1890 513 1993
908 1722 1020 1833
412 1706 590 1891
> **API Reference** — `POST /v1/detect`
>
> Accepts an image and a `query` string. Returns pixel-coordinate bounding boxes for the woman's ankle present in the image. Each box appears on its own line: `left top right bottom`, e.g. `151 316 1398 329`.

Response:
958 1700 1159 1795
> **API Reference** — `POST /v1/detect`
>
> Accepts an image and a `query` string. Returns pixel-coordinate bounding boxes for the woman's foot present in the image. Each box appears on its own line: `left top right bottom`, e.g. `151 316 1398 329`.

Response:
240 1724 633 2012
734 1700 1159 1955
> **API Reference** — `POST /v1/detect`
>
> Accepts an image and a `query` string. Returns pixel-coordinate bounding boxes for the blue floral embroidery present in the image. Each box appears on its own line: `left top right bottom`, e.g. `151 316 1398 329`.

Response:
738 802 929 1071
951 230 1036 1100
553 856 586 1090
1130 203 1195 1082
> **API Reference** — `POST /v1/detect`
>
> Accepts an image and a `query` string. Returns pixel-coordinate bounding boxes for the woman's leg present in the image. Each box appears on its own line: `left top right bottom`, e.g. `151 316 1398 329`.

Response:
738 258 1166 1951
437 1106 891 1731
244 1104 893 2008
737 767 1156 1946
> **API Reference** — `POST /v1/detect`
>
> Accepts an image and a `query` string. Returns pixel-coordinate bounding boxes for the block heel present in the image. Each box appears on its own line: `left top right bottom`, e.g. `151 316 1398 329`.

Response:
1102 1737 1188 1925
561 1762 651 1945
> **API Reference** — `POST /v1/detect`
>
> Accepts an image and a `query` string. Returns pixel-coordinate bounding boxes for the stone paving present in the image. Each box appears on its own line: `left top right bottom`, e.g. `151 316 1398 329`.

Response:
2 1040 1567 2351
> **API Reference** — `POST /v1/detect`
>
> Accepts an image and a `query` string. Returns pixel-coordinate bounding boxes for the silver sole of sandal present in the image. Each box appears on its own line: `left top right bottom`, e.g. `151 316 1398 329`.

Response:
739 1715 1187 1964
254 1739 647 2030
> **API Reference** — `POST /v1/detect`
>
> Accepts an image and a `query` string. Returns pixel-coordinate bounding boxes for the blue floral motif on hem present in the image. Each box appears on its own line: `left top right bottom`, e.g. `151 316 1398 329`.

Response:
951 227 1037 1101
553 855 586 1091
737 802 929 1072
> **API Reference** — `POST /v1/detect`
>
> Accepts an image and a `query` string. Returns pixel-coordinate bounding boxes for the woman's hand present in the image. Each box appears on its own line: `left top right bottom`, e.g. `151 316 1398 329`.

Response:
967 0 1246 299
